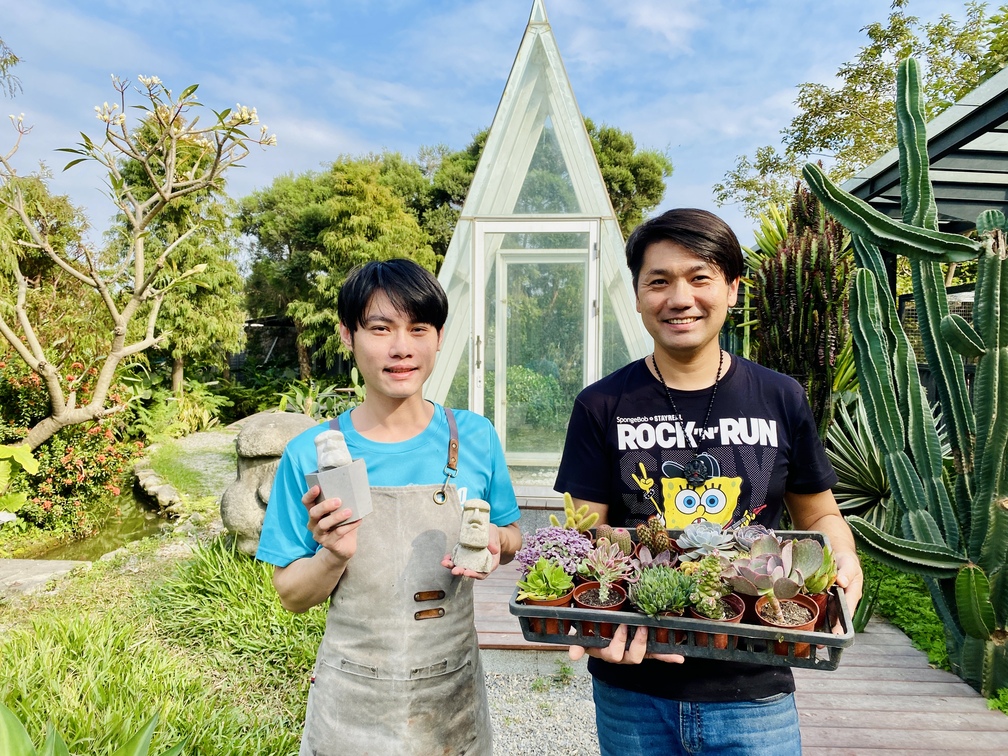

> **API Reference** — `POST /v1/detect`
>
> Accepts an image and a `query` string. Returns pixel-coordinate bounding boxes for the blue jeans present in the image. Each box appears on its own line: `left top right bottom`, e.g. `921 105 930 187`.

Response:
592 678 801 756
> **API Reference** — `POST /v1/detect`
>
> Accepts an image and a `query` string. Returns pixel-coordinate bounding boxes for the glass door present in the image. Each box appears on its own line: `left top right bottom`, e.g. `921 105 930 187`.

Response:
473 220 599 466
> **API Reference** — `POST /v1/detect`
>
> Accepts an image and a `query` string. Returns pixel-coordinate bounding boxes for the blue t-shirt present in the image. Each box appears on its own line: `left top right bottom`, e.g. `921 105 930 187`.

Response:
257 404 520 567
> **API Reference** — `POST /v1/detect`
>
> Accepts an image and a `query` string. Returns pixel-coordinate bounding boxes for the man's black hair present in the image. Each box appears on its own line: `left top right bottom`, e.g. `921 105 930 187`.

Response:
625 208 744 287
337 258 448 334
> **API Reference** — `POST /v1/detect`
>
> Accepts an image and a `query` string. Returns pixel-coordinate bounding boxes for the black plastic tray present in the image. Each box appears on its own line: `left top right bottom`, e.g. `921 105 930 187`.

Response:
508 530 855 671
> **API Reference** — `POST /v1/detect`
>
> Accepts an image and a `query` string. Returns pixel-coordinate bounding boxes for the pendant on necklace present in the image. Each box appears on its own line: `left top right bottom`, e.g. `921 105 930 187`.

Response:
664 453 721 489
682 456 712 487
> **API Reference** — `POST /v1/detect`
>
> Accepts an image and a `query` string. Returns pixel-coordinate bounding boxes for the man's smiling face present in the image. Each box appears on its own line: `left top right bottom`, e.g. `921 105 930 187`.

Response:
635 239 739 362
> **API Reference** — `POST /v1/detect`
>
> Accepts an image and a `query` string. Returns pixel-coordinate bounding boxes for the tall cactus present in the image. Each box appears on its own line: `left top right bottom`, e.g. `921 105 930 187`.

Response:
803 57 1007 697
752 181 851 437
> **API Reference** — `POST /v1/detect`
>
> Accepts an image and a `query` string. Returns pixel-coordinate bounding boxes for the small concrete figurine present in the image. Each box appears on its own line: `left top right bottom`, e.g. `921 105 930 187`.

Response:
315 430 352 470
304 429 372 523
451 499 494 573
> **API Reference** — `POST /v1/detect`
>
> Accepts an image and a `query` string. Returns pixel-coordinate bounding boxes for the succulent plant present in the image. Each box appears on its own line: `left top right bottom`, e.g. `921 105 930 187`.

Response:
687 553 731 620
803 543 838 595
629 564 695 618
731 523 777 552
549 491 600 534
636 516 672 555
632 545 675 573
595 523 614 544
725 536 824 623
610 527 634 557
676 521 737 561
516 557 575 602
515 526 593 577
578 539 634 604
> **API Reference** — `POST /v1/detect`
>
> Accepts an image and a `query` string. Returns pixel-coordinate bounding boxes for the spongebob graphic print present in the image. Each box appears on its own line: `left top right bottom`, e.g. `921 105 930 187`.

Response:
556 357 836 532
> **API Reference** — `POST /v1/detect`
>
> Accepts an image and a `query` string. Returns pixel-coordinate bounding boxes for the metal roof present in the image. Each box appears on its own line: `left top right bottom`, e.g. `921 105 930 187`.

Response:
841 65 1008 233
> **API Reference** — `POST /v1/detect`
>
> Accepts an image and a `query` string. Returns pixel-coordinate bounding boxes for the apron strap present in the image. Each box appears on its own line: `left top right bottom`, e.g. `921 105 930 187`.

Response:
434 407 459 504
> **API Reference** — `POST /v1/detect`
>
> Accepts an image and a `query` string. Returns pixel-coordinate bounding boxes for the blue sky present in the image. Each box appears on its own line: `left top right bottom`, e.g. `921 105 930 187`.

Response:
3 0 960 244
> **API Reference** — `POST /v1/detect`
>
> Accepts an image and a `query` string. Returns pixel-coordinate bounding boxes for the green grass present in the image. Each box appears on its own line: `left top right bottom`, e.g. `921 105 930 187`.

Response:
860 551 949 669
1 535 325 754
147 443 226 500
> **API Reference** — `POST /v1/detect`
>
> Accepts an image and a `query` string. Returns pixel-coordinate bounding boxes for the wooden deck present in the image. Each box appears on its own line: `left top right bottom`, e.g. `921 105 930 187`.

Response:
474 564 1008 753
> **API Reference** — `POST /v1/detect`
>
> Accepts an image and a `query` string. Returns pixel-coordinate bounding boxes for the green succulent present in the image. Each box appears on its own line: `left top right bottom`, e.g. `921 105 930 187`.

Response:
629 564 695 618
636 517 672 555
686 553 730 620
549 491 599 534
516 557 574 602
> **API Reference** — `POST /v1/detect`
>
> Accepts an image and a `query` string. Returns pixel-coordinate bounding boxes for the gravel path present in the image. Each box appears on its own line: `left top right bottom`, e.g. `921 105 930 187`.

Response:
487 670 599 755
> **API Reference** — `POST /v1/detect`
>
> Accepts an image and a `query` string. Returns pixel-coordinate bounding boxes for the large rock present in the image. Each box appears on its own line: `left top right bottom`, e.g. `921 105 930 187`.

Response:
221 411 318 556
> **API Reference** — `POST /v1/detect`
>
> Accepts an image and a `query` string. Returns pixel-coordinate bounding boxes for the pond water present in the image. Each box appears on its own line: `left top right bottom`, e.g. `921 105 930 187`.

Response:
41 492 170 562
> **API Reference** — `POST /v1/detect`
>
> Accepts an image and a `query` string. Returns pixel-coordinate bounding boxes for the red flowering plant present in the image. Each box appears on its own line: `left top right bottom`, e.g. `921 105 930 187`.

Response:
0 354 140 536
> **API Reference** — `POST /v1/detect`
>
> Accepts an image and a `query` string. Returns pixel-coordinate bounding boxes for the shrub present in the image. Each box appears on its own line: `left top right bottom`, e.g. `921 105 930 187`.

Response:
0 355 140 535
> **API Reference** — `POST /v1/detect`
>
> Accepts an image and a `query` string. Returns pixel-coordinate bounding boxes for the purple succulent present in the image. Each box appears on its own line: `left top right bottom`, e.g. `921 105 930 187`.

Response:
731 524 777 552
515 525 593 576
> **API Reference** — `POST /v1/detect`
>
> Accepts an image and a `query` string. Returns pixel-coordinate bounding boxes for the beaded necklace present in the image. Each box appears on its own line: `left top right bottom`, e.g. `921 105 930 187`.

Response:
651 349 723 487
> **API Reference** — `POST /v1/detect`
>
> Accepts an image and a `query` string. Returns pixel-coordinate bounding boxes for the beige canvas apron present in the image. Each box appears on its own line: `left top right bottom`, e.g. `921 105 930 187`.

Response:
299 411 491 756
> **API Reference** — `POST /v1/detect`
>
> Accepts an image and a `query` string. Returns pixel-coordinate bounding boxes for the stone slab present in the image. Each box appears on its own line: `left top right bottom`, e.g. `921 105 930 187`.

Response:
0 558 89 597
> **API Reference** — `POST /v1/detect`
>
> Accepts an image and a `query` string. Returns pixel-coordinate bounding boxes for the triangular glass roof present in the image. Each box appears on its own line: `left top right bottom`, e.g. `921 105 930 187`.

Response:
427 0 650 459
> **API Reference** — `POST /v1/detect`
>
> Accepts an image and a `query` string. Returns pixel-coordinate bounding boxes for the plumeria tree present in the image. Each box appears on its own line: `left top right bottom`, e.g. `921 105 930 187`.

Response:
0 75 274 449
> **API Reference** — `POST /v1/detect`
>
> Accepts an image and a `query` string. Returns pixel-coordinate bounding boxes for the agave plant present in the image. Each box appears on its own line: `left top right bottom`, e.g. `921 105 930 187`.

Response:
629 565 695 618
676 521 737 561
725 536 824 624
825 393 893 532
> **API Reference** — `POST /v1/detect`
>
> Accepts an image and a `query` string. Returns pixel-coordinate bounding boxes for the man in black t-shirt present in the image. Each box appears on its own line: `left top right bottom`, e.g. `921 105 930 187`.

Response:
555 208 863 756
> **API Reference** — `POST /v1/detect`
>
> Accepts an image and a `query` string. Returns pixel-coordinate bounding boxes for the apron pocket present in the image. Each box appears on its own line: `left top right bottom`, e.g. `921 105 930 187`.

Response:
339 659 379 679
304 656 489 756
410 659 448 679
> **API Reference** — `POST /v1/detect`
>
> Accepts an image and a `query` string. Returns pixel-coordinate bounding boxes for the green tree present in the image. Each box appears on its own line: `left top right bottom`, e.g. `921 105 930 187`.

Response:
243 159 435 376
715 0 1008 219
0 37 19 98
586 119 674 238
111 118 246 393
0 75 273 449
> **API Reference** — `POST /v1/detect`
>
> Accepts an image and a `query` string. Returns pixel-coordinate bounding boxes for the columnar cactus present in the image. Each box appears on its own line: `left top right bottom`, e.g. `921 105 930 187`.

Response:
752 181 852 437
803 57 1007 697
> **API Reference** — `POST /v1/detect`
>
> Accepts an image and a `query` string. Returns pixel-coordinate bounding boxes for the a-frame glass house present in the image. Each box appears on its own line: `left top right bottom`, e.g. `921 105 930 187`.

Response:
426 0 650 472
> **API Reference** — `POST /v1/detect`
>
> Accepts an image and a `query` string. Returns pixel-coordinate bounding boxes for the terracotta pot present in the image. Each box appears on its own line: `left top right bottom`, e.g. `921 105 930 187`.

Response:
755 593 820 658
688 593 744 650
652 609 686 645
572 581 628 639
738 592 760 624
522 589 574 635
808 591 829 631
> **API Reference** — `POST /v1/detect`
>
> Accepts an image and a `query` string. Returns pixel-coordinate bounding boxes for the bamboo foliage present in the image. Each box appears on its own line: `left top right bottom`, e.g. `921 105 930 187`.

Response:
803 57 1007 697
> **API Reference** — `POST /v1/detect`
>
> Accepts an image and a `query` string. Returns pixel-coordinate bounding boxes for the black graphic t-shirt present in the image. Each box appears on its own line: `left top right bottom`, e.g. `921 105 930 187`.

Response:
555 355 837 701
